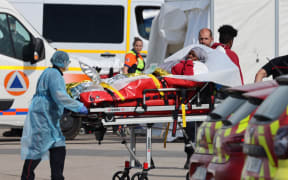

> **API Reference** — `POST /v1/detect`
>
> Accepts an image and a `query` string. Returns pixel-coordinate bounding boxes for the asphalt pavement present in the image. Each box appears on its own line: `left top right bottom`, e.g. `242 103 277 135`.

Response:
0 128 188 180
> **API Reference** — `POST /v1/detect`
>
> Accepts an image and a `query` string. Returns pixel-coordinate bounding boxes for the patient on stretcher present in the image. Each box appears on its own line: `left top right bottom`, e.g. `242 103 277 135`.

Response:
68 44 241 103
158 47 208 76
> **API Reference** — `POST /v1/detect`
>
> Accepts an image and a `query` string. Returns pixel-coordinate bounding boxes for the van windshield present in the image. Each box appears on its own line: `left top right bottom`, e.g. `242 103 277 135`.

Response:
254 86 288 121
227 101 258 125
207 96 246 122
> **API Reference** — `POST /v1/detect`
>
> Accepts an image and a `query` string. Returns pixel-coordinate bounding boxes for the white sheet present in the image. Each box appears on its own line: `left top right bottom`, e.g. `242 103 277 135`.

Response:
162 44 242 87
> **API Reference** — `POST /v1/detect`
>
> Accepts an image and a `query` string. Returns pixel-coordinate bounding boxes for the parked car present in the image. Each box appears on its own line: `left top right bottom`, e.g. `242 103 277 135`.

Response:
273 125 288 180
207 86 278 180
188 80 278 180
241 75 288 179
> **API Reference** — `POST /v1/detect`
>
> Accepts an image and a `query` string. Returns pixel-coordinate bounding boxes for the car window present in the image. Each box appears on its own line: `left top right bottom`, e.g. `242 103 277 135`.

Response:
8 15 32 60
135 7 160 40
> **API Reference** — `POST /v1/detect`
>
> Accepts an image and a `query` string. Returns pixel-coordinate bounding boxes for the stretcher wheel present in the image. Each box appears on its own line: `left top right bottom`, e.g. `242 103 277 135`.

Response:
105 113 115 122
102 103 115 122
131 172 148 180
112 171 130 180
60 111 81 140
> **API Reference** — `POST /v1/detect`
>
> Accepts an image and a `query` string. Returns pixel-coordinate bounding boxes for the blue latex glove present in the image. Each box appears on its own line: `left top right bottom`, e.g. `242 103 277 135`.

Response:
79 105 88 114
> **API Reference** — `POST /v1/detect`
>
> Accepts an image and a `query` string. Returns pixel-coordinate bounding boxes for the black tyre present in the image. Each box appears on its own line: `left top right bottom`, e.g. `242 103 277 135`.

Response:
60 112 81 140
131 172 148 180
112 171 130 180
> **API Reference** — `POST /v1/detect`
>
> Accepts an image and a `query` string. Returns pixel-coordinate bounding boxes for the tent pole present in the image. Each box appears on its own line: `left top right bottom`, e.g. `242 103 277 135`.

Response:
275 0 279 57
210 0 214 33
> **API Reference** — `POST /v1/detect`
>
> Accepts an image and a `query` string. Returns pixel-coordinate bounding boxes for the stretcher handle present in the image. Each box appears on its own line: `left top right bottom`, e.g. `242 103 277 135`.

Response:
172 96 179 137
172 112 178 137
142 88 196 109
180 89 187 128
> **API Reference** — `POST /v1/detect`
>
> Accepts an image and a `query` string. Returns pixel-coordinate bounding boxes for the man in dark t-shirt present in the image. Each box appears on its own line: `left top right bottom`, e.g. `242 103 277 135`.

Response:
255 55 288 82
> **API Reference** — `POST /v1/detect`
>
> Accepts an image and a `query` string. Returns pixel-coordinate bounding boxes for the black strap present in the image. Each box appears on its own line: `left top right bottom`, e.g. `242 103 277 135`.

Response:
105 88 117 105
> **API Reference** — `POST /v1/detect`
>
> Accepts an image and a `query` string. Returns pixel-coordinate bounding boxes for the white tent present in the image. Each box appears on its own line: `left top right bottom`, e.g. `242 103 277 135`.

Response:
147 0 288 84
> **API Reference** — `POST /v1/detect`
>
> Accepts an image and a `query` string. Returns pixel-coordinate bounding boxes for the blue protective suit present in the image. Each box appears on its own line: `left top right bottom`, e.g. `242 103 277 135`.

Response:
21 67 84 160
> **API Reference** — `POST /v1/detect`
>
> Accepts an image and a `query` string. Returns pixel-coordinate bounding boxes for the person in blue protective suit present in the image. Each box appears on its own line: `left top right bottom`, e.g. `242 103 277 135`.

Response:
20 51 88 180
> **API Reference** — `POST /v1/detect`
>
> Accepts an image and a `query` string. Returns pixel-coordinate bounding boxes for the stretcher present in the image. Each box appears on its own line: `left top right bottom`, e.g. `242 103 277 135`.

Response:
68 64 216 180
70 42 243 178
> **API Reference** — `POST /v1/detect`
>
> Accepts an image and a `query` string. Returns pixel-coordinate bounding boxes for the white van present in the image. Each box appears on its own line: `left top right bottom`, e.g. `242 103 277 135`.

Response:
9 0 163 72
0 0 163 139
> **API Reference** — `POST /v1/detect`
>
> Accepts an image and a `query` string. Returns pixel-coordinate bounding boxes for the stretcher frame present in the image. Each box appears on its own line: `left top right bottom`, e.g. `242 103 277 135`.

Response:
88 86 213 169
103 114 207 169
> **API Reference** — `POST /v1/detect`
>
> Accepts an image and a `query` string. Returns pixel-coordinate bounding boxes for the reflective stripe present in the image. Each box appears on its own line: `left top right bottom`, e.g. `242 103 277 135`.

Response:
126 0 132 52
58 49 148 54
236 115 250 134
258 135 275 166
275 160 288 179
224 128 232 137
215 121 222 129
136 60 144 73
270 120 279 136
269 164 277 179
196 125 203 142
181 104 186 128
147 74 164 96
208 144 213 154
214 134 221 162
258 126 264 134
251 133 255 144
0 108 28 115
100 82 125 101
60 49 126 54
225 154 229 161
0 66 82 71
0 66 46 70
196 147 206 153
205 126 212 143
259 161 264 177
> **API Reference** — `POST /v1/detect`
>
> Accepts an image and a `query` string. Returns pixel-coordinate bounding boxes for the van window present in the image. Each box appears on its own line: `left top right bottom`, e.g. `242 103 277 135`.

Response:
253 86 288 122
8 15 32 60
135 7 160 40
0 14 14 57
43 4 124 43
0 14 33 61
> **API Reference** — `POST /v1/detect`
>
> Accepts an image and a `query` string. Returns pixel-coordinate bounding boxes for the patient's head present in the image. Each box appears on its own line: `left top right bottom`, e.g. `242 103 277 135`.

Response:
186 47 207 62
186 50 199 61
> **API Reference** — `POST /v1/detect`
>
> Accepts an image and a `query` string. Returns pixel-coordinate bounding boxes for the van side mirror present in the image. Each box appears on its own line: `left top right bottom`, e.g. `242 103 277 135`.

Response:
31 38 45 64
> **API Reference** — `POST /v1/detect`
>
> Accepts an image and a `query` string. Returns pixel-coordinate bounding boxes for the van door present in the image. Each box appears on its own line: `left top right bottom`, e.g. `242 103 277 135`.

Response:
0 13 46 126
130 0 162 60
